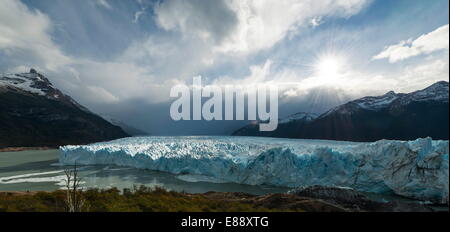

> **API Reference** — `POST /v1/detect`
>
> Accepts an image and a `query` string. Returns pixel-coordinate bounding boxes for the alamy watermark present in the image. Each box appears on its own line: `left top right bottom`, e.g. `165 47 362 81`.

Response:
170 76 279 131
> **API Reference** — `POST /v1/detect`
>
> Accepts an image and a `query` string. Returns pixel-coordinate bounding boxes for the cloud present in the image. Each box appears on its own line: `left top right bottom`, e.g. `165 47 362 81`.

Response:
219 0 371 53
96 0 112 9
0 0 72 71
133 8 146 23
132 0 148 24
154 0 238 44
310 16 323 28
373 24 449 63
87 85 119 103
53 0 372 106
2 0 442 106
396 57 449 92
154 0 371 54
0 0 163 106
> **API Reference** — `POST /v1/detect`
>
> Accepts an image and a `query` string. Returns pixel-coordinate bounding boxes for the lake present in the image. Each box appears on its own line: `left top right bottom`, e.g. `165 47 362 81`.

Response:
0 149 289 195
0 144 448 211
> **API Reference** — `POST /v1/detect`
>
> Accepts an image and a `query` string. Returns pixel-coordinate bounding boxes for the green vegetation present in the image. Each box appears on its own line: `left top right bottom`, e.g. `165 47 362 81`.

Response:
0 186 280 212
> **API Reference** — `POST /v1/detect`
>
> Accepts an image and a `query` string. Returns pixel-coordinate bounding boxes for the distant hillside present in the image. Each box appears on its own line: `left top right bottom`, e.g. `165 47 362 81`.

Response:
233 81 449 141
233 112 318 137
0 69 129 148
101 114 149 136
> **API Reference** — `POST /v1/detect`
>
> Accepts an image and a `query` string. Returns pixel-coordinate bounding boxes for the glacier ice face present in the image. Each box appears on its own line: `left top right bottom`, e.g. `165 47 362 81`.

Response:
59 136 449 203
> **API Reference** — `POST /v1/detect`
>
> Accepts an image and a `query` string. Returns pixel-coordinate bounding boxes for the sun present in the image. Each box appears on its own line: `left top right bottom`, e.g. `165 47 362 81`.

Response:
315 55 343 81
317 57 340 77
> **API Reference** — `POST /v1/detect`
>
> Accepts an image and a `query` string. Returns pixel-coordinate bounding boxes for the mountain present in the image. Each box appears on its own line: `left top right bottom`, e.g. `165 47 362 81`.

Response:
0 69 129 148
101 115 149 136
233 81 449 141
232 112 318 137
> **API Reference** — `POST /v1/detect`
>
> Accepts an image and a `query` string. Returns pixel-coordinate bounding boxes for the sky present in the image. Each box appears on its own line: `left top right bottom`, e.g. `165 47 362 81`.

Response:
0 0 449 135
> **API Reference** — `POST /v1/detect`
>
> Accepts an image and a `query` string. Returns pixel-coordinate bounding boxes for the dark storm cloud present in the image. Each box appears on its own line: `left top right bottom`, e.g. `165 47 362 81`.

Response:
154 0 238 44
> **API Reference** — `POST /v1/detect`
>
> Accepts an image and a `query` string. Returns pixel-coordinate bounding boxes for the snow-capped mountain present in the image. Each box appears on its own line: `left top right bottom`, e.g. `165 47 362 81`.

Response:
321 91 402 117
0 69 129 148
279 112 318 124
0 70 49 96
0 69 90 112
321 81 449 117
395 81 449 106
233 81 449 141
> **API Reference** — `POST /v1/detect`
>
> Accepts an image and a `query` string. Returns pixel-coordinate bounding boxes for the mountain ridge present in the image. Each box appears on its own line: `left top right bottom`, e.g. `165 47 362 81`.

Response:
233 81 449 141
0 69 130 148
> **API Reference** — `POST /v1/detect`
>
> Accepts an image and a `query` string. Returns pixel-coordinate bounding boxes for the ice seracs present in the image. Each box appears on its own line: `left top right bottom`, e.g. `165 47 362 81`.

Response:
60 136 449 203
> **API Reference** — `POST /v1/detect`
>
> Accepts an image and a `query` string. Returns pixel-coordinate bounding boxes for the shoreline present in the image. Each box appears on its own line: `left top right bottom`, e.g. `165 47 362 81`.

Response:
0 189 446 212
0 191 43 196
0 147 57 152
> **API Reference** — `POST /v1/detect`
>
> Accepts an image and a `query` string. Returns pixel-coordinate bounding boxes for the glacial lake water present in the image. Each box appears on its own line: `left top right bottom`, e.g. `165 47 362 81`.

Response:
0 149 290 195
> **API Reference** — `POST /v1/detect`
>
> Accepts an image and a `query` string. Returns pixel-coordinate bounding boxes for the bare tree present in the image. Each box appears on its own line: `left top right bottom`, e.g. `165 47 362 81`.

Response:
64 163 85 212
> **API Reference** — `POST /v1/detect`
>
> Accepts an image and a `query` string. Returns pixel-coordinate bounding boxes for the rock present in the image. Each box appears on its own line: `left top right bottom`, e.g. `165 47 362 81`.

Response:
288 185 435 212
289 185 369 205
199 192 349 212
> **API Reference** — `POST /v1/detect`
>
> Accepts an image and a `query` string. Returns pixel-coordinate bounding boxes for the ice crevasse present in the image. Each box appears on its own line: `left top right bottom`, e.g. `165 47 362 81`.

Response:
59 136 449 203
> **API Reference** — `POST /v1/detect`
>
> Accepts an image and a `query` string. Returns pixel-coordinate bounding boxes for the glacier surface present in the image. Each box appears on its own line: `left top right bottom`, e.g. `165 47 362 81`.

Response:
59 136 449 203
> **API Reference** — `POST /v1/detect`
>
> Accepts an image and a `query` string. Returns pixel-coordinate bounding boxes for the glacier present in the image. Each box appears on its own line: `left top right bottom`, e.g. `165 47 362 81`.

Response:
59 136 449 204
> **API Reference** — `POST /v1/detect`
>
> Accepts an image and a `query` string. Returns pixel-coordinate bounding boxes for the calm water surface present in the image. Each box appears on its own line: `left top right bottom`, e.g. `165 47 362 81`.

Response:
0 149 289 195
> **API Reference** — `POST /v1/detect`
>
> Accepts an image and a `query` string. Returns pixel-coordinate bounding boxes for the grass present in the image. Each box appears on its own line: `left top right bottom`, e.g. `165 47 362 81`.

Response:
0 186 280 212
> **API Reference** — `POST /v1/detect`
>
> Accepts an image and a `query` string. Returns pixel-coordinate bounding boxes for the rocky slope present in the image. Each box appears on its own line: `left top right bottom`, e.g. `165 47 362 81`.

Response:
233 81 449 141
0 69 129 148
